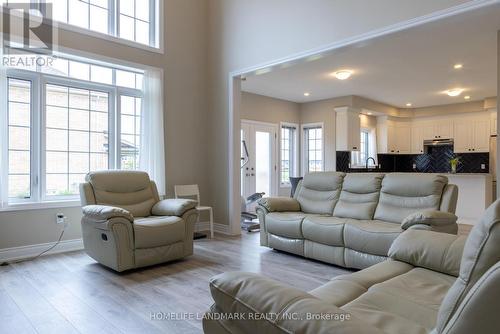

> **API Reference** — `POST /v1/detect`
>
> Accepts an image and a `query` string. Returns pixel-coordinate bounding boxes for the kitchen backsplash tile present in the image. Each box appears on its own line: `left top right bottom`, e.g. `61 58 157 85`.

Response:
336 145 489 173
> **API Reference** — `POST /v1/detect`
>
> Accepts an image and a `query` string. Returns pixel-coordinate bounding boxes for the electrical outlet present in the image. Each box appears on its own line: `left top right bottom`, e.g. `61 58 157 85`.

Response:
481 164 486 170
56 213 66 225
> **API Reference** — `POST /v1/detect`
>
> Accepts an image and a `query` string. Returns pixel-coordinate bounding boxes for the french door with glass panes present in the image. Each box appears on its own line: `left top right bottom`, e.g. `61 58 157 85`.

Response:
241 120 278 203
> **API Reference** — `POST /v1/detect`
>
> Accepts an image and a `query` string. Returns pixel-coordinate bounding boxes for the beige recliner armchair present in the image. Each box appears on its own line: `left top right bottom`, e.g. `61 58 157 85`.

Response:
79 170 198 272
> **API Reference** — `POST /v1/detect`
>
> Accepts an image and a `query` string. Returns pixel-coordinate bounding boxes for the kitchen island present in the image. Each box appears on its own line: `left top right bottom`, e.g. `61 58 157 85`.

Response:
444 173 493 225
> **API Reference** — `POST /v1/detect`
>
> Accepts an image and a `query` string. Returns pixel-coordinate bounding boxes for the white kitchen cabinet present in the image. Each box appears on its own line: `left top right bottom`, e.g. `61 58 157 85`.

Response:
396 123 411 153
419 119 453 140
473 118 490 152
490 110 497 136
335 107 360 151
453 114 490 153
436 120 454 139
377 116 411 154
453 119 474 153
411 124 425 154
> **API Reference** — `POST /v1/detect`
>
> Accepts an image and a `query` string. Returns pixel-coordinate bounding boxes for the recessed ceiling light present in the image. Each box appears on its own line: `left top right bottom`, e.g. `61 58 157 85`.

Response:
406 103 412 107
464 95 471 100
332 70 353 80
445 88 464 97
453 64 463 69
367 112 373 115
303 92 310 97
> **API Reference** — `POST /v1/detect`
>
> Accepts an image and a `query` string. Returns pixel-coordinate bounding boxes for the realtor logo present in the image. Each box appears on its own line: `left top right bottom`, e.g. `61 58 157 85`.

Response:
2 2 57 54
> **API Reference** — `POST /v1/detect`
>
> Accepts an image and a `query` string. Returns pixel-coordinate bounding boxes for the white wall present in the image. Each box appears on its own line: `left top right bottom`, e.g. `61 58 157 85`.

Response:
0 0 209 250
241 92 300 124
207 0 473 229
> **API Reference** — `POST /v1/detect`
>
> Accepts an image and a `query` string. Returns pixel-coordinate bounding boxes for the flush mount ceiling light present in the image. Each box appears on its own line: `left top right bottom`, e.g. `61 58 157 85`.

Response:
406 103 412 107
445 88 464 97
464 95 471 100
303 92 310 97
332 70 353 80
453 64 463 69
367 112 373 115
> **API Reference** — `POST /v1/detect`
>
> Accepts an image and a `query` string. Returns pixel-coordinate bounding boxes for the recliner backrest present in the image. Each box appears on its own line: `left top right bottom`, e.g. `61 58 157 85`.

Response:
434 199 500 334
374 173 448 223
82 170 160 217
333 173 384 220
294 172 345 214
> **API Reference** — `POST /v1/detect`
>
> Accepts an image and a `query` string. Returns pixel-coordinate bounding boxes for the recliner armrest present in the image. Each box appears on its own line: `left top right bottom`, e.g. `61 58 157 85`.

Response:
388 230 465 276
401 210 457 230
82 205 134 222
206 271 381 334
151 198 197 217
257 197 301 213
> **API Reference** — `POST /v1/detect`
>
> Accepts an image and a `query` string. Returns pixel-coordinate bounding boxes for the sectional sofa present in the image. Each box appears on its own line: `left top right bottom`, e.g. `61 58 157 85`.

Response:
203 199 500 334
257 172 459 269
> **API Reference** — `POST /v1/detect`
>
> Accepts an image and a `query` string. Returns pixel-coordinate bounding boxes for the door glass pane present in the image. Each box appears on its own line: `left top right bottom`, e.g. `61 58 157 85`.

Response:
255 131 270 197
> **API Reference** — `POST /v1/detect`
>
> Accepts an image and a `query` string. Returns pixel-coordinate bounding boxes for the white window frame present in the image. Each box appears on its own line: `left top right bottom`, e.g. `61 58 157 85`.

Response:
301 122 324 176
1 0 163 53
2 57 144 209
351 128 371 168
279 122 298 187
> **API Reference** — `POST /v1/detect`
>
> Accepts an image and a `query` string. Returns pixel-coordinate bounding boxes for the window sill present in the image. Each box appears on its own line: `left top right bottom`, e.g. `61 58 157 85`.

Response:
0 200 81 212
55 22 164 54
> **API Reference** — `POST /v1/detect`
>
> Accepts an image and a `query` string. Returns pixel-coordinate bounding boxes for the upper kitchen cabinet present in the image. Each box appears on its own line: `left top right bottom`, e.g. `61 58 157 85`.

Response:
377 116 411 154
418 119 454 140
335 107 361 151
490 110 497 136
453 112 490 153
411 123 425 154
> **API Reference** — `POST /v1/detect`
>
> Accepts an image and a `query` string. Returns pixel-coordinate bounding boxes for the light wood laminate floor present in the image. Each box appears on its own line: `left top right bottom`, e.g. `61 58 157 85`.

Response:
0 232 352 334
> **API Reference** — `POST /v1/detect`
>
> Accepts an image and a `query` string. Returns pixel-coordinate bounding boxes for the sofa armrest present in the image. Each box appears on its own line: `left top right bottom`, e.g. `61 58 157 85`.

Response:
257 197 301 213
388 230 465 276
82 205 134 223
401 210 458 230
206 271 382 334
151 198 197 217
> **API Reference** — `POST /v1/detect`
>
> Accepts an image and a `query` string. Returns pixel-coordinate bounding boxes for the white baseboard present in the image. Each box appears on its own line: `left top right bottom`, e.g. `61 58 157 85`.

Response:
195 221 233 235
214 223 232 235
0 238 84 263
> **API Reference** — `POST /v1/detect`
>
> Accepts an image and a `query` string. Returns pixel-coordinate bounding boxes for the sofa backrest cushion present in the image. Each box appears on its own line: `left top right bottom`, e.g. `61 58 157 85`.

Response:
333 173 384 220
434 199 500 333
294 172 345 214
85 170 159 217
374 174 448 224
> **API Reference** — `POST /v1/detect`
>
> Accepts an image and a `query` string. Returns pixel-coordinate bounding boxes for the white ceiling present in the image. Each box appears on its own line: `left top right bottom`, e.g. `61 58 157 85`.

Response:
242 4 500 108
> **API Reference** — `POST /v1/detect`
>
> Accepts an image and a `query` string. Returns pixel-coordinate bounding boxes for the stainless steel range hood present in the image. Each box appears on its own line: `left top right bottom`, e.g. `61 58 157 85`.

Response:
423 138 454 146
423 138 454 153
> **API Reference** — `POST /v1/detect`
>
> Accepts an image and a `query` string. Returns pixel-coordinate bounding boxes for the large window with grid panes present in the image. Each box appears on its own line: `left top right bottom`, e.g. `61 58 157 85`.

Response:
302 124 324 174
0 0 160 48
4 53 144 203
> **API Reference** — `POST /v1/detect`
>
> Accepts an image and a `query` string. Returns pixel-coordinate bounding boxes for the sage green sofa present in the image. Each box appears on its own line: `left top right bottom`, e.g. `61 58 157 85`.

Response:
257 172 459 269
203 199 500 334
79 170 198 272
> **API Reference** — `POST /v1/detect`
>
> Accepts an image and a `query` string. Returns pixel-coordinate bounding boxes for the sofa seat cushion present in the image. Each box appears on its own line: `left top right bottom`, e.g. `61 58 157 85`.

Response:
341 267 456 334
310 260 413 306
266 212 321 239
133 216 185 249
343 220 403 256
302 216 345 246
